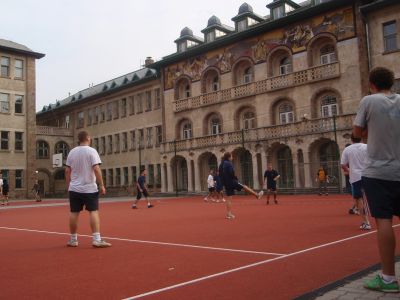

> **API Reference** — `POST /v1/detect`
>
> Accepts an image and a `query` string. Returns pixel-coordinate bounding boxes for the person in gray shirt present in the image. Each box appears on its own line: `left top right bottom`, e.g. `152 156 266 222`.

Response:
353 67 400 293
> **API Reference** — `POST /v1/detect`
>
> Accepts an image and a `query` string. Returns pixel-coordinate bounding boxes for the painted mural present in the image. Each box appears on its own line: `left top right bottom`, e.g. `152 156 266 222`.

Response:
164 7 355 90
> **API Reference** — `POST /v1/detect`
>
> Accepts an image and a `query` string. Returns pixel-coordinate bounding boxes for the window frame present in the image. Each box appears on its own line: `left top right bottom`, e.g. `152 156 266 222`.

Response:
1 56 10 77
0 93 10 113
14 132 23 151
14 59 24 79
383 21 398 52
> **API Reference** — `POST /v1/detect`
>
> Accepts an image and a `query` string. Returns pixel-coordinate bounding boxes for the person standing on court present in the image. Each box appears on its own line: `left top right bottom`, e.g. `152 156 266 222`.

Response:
340 134 371 230
353 67 400 293
132 168 154 209
1 179 9 205
263 164 280 205
65 131 111 248
316 166 328 196
0 173 3 202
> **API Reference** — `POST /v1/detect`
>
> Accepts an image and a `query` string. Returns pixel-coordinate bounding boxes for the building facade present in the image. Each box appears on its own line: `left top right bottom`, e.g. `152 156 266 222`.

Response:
37 0 400 195
0 39 44 198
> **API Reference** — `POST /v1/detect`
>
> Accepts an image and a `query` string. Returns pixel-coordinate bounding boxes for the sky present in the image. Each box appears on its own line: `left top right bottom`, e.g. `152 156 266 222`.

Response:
1 0 301 111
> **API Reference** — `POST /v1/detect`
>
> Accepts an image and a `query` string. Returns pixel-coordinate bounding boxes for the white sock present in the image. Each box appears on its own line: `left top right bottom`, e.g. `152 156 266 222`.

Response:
71 233 78 241
93 232 101 242
382 273 397 283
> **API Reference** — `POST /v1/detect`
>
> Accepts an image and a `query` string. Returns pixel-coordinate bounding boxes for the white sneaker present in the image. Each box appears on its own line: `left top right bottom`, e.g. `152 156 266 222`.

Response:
257 190 264 199
92 240 112 248
360 223 371 230
226 214 235 219
67 239 78 247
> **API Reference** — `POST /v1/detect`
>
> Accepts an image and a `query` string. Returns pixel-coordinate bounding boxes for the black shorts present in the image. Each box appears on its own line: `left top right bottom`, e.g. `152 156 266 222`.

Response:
69 191 99 212
351 180 363 199
225 182 244 196
137 189 149 200
267 182 277 192
362 177 400 219
208 187 215 192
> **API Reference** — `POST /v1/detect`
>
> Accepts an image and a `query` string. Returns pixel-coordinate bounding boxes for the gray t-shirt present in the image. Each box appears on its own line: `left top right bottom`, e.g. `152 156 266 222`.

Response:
66 145 102 193
354 93 400 181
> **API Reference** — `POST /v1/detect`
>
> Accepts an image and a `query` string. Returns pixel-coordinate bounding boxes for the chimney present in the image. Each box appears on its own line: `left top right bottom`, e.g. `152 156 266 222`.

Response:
144 56 154 67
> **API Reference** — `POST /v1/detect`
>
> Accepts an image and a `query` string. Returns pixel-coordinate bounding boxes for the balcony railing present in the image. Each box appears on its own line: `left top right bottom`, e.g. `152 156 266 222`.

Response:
173 62 340 112
161 114 354 154
36 126 73 136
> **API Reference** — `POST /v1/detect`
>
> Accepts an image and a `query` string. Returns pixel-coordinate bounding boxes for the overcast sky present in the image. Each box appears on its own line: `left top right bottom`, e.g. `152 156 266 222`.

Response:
1 0 301 111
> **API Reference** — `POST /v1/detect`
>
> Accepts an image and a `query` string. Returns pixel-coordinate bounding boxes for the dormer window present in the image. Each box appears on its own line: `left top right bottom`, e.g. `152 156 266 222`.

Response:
187 40 198 48
273 6 285 19
233 3 264 32
238 19 247 32
175 27 203 53
267 0 300 20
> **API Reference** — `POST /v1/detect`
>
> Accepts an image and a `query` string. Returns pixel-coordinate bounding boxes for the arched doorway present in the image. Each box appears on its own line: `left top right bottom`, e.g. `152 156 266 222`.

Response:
198 152 218 191
319 141 340 186
171 156 188 192
232 148 253 188
277 146 294 188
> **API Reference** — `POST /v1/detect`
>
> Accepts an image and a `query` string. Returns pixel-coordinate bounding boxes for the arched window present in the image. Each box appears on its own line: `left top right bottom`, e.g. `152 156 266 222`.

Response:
210 117 221 135
55 141 69 158
175 78 192 100
36 141 49 159
212 76 219 91
320 44 337 65
243 111 256 129
279 57 292 75
184 84 191 98
182 122 192 140
279 103 294 124
243 67 252 84
321 95 338 117
233 60 254 86
202 69 220 93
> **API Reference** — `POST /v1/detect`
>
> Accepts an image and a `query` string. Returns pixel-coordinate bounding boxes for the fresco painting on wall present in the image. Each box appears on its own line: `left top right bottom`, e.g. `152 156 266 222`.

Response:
164 7 355 90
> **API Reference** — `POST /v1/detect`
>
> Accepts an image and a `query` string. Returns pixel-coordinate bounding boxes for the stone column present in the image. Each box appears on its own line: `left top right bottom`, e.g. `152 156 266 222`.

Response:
260 152 267 187
161 163 167 193
187 159 194 192
292 151 301 189
252 153 260 190
303 151 312 188
194 161 202 192
167 162 174 192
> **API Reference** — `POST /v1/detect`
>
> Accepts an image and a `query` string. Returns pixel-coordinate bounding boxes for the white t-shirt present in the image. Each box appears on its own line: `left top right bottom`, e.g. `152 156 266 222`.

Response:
0 178 3 190
66 145 102 193
341 143 368 184
207 174 214 188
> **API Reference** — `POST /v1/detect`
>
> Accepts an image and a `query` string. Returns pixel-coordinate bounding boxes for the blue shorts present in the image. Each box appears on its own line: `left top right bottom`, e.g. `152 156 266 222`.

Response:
362 177 400 219
351 180 363 199
225 181 244 196
267 181 277 191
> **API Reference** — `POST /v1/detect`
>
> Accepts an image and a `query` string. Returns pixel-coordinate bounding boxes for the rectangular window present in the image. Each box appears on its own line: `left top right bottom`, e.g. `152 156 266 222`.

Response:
116 168 121 186
123 167 129 186
87 109 93 126
15 169 23 189
15 59 23 79
131 166 137 185
107 135 113 154
237 19 247 32
1 56 10 77
138 129 144 147
155 89 161 109
113 101 119 119
156 126 162 147
15 95 23 114
1 131 9 150
148 164 154 187
383 21 398 52
15 132 23 151
0 93 10 113
206 31 215 42
121 98 127 118
100 137 106 155
65 115 70 128
130 130 136 151
322 104 338 117
93 107 99 124
273 6 285 19
102 169 107 187
156 164 161 187
106 103 113 121
100 105 106 122
129 96 135 115
122 132 128 152
137 93 143 113
114 134 120 153
146 128 153 148
93 138 99 152
145 91 152 111
77 111 84 128
108 169 114 186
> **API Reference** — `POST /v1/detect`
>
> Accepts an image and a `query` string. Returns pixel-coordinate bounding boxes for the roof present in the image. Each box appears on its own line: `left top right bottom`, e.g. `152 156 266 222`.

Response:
0 39 45 59
38 68 158 115
360 0 399 13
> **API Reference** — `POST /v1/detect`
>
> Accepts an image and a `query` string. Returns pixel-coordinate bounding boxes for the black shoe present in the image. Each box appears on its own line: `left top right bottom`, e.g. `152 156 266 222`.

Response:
348 208 355 215
266 201 269 205
274 200 278 204
147 204 154 208
132 205 138 209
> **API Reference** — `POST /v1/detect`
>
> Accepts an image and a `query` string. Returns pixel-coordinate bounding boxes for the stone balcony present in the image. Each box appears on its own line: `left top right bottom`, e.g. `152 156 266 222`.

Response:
36 126 73 137
161 114 354 153
173 62 340 112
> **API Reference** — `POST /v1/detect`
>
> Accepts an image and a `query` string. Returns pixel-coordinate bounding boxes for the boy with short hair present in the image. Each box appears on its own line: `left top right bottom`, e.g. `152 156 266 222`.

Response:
132 169 154 209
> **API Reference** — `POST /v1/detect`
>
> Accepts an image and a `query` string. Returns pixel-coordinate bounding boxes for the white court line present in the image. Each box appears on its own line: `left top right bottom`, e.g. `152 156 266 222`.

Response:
122 224 400 300
0 226 284 256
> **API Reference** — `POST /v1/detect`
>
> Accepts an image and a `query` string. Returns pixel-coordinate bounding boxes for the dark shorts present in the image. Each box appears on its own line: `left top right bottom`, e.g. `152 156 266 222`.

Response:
225 181 244 196
208 187 215 192
69 191 99 212
351 180 363 199
137 189 149 200
362 177 400 219
267 181 277 192
216 185 223 193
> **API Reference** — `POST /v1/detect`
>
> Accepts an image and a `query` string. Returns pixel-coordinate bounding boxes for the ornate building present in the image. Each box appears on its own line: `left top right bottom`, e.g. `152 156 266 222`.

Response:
0 39 44 198
37 0 400 195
